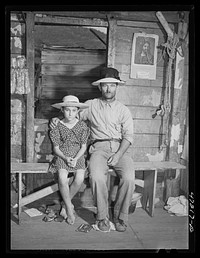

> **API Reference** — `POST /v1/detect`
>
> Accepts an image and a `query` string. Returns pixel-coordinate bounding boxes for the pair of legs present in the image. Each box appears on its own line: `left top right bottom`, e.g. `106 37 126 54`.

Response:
58 168 85 224
88 147 135 223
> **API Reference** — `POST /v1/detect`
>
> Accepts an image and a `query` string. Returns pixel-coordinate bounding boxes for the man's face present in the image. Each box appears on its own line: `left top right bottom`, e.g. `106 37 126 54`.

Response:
99 82 118 100
143 42 150 52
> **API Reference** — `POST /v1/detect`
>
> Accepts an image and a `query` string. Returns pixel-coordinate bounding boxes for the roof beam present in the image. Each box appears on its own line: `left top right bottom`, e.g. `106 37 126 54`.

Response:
35 14 108 27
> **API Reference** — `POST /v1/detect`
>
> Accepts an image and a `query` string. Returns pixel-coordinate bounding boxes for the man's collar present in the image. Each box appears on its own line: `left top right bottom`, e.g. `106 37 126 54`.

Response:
100 97 116 106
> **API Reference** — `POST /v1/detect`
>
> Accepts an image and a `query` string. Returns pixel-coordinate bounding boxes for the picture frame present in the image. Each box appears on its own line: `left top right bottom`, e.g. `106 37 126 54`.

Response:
130 33 159 80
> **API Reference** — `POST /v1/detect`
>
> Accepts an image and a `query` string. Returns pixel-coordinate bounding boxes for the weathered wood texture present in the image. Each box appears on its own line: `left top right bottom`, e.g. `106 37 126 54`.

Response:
32 11 183 23
114 21 188 164
10 18 26 162
36 48 106 118
10 20 26 55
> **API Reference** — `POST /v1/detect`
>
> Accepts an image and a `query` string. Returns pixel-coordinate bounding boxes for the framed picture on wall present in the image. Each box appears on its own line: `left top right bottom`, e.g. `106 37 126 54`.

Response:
130 33 159 80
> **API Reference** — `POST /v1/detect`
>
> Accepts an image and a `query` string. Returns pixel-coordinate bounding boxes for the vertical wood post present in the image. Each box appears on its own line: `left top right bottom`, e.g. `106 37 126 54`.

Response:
106 16 117 67
25 12 35 194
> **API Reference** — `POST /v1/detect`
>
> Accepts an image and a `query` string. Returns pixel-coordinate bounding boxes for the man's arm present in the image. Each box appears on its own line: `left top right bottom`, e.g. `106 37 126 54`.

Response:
107 138 131 166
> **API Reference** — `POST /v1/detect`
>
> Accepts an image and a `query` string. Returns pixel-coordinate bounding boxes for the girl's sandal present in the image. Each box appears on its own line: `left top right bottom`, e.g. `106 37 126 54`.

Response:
54 215 64 222
42 213 56 222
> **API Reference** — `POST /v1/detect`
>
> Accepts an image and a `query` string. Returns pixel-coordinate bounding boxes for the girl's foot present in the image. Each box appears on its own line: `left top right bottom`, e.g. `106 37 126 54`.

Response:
60 206 67 219
60 202 75 219
66 213 75 225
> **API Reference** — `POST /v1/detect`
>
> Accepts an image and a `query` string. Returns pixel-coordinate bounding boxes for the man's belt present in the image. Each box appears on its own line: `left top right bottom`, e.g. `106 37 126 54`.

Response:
92 138 121 145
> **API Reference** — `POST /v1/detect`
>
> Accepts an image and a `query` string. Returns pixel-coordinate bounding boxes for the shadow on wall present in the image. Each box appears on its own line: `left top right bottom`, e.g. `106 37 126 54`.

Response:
35 64 104 120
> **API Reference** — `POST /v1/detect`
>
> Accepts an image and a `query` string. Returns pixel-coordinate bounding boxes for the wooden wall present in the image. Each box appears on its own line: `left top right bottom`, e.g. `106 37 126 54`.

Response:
10 11 189 196
114 22 172 162
11 14 26 162
35 47 106 119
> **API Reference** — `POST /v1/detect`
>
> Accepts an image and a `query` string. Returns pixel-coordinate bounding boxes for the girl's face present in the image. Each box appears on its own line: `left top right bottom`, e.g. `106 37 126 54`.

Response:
62 106 79 122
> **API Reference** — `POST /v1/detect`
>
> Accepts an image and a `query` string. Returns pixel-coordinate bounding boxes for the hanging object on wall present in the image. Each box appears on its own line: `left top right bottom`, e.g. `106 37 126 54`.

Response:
11 56 30 94
130 32 159 80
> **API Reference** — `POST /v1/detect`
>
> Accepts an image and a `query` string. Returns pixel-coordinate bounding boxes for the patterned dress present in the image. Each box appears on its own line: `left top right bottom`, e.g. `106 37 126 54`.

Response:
48 120 89 174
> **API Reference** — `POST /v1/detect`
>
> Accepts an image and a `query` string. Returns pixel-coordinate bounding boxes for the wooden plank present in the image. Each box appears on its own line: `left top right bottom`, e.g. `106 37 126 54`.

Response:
42 52 106 64
107 17 117 67
111 11 181 23
41 87 100 99
117 20 175 30
33 11 182 23
117 65 165 78
11 161 185 172
42 48 106 56
26 13 35 163
116 86 162 106
42 75 99 87
129 146 167 162
20 184 58 206
11 162 49 172
133 119 167 134
133 134 165 148
41 64 106 75
35 15 108 27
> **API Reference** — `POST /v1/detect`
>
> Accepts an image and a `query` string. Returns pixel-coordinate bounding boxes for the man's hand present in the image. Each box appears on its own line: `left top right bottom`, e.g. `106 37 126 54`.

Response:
49 117 60 129
107 152 121 167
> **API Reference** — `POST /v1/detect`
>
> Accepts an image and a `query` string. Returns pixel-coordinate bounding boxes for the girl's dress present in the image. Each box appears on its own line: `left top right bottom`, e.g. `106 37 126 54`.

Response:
48 120 89 174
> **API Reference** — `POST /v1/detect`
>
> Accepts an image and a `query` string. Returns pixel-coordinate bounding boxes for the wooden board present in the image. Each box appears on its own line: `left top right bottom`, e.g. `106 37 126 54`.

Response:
42 51 106 65
116 86 162 106
41 76 99 88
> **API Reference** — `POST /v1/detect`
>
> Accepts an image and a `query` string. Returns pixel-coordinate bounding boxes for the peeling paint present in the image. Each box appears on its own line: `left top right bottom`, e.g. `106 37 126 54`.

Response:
14 37 22 49
178 143 183 154
146 151 164 161
11 24 22 35
170 124 181 147
35 133 45 153
46 154 54 162
142 89 160 106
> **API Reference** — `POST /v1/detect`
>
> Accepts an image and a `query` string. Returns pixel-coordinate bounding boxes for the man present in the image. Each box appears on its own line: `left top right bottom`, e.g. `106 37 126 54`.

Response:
135 40 154 65
50 67 135 232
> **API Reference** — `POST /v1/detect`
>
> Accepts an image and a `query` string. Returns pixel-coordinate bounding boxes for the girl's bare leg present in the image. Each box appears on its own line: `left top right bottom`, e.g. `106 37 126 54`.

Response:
60 169 85 220
58 169 75 224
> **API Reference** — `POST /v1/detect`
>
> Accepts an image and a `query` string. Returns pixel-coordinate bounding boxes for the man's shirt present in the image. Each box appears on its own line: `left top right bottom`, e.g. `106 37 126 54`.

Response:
80 98 133 144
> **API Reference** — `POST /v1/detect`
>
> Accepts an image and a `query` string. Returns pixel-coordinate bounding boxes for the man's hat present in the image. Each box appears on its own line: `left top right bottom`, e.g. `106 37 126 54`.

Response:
92 67 125 86
51 95 88 109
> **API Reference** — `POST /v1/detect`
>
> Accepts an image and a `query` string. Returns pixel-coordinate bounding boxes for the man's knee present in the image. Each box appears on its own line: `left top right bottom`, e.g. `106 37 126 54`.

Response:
119 168 135 182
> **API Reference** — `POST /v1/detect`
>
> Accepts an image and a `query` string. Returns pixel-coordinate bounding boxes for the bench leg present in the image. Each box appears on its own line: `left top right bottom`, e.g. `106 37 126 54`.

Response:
18 173 22 225
142 169 157 217
175 168 180 179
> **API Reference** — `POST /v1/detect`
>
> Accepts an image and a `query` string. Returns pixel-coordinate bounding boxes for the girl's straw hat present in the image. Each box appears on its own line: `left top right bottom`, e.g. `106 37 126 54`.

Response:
51 95 88 109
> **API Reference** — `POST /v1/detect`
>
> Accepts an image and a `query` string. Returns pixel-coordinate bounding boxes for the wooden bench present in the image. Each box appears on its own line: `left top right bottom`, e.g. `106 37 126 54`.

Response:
11 161 186 224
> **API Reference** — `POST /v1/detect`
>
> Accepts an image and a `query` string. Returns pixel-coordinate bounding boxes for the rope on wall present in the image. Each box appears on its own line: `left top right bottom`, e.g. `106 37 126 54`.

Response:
153 33 180 153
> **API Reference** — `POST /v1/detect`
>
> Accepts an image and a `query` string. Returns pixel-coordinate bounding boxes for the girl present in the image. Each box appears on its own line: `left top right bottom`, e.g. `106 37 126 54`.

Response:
49 95 89 225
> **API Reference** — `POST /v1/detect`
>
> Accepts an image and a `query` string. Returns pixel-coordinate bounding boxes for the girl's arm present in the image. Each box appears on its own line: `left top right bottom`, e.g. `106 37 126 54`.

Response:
70 143 87 168
53 145 72 164
74 143 87 160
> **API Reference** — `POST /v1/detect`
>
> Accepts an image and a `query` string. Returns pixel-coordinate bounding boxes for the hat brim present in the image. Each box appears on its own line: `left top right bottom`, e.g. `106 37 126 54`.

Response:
51 102 88 109
92 77 125 86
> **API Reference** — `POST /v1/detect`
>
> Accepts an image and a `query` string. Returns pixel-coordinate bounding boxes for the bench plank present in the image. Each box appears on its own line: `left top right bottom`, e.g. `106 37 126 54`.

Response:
11 161 186 173
11 163 49 173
